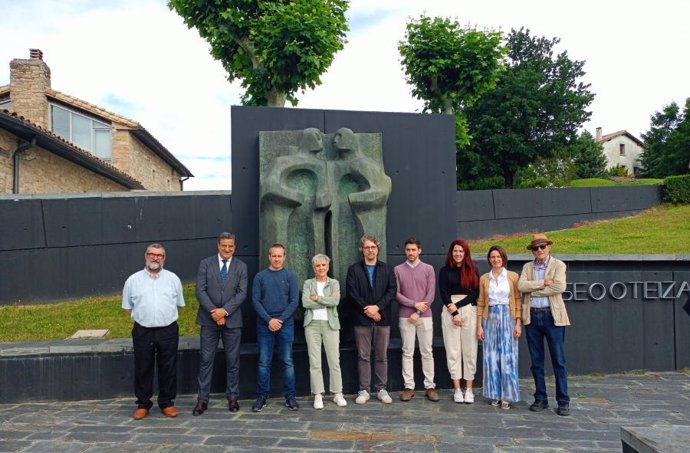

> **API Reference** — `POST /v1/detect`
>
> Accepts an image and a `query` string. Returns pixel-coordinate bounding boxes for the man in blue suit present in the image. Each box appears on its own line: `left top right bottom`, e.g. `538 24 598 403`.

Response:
193 232 248 415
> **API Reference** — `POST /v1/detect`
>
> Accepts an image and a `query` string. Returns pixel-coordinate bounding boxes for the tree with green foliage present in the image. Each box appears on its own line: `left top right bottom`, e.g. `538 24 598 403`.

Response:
640 98 690 177
458 28 595 189
398 15 505 147
168 0 349 106
570 131 607 178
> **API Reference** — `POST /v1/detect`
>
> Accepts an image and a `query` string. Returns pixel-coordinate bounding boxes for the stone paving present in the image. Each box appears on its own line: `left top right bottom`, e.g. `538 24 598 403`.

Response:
0 372 688 452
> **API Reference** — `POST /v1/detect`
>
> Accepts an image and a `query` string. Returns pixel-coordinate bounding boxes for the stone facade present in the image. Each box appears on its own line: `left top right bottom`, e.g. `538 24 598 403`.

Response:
112 129 181 191
0 129 127 194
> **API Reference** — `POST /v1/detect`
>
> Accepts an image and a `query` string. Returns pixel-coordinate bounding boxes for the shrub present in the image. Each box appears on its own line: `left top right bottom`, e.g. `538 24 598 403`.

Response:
607 164 630 177
663 174 690 203
514 154 576 188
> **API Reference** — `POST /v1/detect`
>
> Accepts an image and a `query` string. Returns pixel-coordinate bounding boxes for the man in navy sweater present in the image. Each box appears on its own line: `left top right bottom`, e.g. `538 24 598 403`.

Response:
251 243 300 412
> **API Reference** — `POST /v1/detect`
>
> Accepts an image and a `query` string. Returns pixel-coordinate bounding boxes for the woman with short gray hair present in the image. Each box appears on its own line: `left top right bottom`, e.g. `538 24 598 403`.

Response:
302 254 347 408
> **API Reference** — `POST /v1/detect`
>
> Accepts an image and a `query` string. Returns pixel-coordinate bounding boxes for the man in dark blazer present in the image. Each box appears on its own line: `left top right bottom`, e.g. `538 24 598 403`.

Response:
193 232 247 415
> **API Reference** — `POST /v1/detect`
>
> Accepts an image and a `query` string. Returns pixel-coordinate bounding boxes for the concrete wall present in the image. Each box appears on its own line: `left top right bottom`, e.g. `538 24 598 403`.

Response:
456 185 662 240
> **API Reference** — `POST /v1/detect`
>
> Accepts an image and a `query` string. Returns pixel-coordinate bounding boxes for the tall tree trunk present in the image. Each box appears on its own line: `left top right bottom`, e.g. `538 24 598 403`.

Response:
266 91 287 107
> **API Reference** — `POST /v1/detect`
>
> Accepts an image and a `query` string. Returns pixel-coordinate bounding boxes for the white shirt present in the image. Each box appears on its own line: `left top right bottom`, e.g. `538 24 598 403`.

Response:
488 268 510 306
311 280 328 321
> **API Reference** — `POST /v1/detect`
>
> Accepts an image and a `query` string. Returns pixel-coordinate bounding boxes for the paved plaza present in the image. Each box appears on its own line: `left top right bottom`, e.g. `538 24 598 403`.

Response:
1 372 689 452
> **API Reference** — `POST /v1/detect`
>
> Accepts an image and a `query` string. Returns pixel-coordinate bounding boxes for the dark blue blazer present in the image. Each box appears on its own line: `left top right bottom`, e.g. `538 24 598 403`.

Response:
195 255 248 328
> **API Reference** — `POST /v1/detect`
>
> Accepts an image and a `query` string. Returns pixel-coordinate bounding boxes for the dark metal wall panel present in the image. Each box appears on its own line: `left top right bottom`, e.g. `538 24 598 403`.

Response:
675 271 690 369
231 106 325 256
0 234 226 304
590 185 663 212
552 270 676 374
41 194 232 247
0 198 45 250
494 188 592 219
323 110 457 256
456 190 494 222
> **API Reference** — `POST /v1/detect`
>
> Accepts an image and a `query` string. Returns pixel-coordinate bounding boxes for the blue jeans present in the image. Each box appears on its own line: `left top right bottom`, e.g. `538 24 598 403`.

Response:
256 321 296 399
525 310 569 404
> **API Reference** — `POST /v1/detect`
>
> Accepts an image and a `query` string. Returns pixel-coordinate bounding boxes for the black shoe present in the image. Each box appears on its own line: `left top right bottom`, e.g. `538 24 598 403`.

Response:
192 400 208 416
285 397 300 411
251 396 267 412
228 398 240 412
556 402 570 416
529 400 549 412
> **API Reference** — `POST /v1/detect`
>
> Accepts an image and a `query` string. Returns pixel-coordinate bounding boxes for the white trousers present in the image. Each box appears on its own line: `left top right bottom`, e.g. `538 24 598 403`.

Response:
441 304 478 381
399 316 435 389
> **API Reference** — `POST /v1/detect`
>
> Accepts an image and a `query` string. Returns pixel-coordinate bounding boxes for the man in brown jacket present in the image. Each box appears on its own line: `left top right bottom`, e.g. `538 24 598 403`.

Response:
518 233 571 416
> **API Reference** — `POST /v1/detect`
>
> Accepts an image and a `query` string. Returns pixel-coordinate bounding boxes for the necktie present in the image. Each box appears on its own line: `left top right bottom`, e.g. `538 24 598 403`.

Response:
220 260 228 285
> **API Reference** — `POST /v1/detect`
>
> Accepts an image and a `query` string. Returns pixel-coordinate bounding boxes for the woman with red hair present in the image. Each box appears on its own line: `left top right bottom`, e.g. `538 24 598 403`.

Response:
438 239 480 403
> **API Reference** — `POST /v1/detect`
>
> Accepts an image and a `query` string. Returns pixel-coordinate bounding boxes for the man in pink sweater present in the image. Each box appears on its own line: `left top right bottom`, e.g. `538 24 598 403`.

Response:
394 237 439 402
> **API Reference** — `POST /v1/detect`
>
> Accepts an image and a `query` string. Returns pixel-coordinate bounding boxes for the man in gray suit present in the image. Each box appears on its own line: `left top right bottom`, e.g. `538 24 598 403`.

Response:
193 232 248 415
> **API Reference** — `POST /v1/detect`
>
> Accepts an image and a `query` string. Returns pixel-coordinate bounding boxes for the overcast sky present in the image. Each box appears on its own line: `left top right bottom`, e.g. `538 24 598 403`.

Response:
1 0 688 190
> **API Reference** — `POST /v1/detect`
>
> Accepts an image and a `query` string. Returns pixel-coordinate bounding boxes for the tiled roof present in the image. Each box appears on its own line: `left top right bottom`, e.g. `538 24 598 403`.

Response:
0 85 192 177
0 109 145 190
598 130 644 147
46 89 139 127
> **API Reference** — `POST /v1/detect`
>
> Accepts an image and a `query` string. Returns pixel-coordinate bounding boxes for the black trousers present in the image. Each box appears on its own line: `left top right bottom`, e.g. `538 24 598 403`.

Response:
132 321 179 409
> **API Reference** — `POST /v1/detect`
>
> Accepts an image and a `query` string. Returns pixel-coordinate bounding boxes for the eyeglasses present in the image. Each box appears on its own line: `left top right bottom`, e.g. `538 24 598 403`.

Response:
146 252 165 259
362 246 378 250
531 244 548 251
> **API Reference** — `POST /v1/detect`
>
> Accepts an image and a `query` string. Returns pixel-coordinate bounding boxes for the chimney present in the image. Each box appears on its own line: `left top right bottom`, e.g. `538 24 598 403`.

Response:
595 127 602 141
9 49 51 127
30 49 44 61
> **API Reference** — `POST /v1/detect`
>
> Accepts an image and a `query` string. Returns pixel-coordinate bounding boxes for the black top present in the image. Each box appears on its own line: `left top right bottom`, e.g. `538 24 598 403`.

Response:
346 260 397 326
438 265 479 309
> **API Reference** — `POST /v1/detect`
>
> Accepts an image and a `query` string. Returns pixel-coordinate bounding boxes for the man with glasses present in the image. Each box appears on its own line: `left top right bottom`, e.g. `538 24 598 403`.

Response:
518 233 571 416
346 234 397 405
122 243 185 420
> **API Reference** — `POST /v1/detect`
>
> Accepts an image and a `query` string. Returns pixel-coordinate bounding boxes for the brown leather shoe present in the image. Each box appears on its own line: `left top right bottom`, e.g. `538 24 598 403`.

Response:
228 399 240 412
161 406 178 418
132 408 149 420
425 388 440 402
192 400 208 416
400 388 415 401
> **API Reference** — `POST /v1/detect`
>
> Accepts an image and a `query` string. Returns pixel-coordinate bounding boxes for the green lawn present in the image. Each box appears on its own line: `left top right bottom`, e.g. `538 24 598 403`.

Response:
470 204 690 254
0 284 201 343
1 203 688 343
568 178 663 187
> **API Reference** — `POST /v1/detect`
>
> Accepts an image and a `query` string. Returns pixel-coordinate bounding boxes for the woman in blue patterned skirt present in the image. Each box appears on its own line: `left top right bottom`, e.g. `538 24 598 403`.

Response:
476 246 522 409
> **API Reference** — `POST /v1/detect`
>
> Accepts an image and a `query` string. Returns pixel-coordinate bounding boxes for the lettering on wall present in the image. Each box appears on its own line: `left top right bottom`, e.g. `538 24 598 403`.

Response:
563 281 690 301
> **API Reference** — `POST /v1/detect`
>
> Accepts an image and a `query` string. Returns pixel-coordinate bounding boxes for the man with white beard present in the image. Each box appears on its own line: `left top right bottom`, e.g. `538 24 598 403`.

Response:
122 243 185 420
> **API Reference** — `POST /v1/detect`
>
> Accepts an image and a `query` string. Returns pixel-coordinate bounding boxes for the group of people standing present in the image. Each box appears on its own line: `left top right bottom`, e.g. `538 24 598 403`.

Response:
121 231 570 419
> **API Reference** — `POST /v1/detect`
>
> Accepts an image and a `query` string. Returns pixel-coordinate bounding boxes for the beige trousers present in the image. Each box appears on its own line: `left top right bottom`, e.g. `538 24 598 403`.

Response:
399 316 435 389
441 304 478 380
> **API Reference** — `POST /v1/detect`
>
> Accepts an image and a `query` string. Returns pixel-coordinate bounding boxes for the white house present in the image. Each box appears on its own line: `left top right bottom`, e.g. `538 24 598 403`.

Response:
595 127 644 176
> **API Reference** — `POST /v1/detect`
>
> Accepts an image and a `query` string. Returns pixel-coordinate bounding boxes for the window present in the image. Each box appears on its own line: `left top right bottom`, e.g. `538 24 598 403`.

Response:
0 99 11 110
619 144 625 156
50 103 112 161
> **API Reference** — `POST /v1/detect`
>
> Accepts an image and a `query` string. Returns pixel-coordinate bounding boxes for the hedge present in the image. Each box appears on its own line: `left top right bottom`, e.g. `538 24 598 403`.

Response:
663 174 690 203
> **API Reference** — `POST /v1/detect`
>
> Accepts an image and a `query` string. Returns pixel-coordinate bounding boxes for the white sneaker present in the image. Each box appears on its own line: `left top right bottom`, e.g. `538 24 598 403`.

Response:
313 394 324 409
355 390 370 404
453 388 464 403
333 392 348 407
464 389 475 404
377 389 393 404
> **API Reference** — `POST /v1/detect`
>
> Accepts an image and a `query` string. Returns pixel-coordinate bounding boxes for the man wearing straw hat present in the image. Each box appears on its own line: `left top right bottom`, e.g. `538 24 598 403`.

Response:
518 233 571 416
